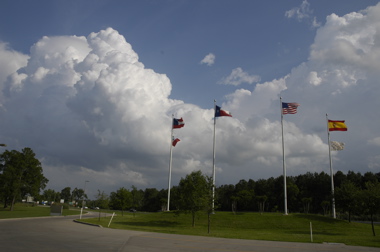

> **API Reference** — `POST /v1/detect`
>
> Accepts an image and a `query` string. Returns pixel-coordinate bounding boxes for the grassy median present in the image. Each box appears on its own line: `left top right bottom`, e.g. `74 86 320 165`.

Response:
0 203 81 218
1 205 379 248
81 211 380 248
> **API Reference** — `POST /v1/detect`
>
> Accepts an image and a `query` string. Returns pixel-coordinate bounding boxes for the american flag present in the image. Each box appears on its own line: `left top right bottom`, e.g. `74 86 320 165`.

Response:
282 102 300 114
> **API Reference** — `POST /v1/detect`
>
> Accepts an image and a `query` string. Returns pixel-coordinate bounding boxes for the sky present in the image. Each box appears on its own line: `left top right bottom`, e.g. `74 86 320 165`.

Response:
1 0 380 198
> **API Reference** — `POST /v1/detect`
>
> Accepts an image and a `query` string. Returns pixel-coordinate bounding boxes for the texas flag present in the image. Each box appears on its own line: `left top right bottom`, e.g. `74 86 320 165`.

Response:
215 105 232 117
173 118 185 129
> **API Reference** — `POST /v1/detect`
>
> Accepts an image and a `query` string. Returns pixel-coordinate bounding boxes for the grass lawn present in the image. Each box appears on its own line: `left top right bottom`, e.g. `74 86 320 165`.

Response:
0 203 82 218
81 211 380 248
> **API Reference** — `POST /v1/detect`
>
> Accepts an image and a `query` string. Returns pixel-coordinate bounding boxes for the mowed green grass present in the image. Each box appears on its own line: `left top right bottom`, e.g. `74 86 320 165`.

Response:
82 211 380 248
0 203 81 218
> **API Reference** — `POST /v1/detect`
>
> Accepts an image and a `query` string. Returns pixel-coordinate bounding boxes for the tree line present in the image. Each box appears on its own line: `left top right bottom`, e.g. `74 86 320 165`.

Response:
216 171 380 220
39 170 380 220
38 170 380 234
1 147 379 231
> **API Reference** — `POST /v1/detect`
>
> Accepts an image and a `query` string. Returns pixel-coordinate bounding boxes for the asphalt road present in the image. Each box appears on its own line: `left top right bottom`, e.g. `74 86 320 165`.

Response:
0 212 379 252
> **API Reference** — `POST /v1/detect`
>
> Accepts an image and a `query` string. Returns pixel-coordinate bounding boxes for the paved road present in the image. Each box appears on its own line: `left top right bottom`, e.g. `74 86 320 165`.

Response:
0 213 379 252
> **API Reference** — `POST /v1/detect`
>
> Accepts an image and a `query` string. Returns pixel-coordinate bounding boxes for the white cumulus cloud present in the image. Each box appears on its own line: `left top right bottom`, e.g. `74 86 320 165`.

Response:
200 53 215 66
285 0 321 28
1 3 380 194
219 67 261 86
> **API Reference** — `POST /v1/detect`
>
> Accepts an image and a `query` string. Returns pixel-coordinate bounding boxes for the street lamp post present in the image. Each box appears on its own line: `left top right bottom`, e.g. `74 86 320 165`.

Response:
79 180 89 219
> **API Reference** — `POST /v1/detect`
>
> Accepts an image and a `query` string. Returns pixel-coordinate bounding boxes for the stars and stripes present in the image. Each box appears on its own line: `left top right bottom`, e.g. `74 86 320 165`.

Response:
282 102 300 114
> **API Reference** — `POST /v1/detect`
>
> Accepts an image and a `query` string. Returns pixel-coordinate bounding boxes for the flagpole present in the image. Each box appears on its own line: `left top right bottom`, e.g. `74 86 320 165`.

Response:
167 114 174 211
326 113 336 219
280 97 288 215
212 99 217 212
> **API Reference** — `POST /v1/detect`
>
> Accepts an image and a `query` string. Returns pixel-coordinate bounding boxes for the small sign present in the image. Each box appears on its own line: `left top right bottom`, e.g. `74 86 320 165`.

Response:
50 205 63 216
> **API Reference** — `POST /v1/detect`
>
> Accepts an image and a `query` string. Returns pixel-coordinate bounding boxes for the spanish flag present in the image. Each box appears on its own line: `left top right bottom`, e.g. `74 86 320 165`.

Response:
328 120 347 131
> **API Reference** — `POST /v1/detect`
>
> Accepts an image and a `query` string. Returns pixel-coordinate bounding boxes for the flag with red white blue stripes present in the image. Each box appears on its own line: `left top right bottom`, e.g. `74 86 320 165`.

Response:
282 102 300 114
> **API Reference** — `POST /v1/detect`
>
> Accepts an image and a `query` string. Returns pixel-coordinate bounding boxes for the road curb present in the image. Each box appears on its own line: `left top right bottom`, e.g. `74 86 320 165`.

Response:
73 219 103 228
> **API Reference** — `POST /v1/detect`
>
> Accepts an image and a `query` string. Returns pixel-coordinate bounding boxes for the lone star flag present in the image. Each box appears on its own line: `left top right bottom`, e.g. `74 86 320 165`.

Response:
173 118 185 129
215 105 232 117
328 120 347 131
282 102 300 114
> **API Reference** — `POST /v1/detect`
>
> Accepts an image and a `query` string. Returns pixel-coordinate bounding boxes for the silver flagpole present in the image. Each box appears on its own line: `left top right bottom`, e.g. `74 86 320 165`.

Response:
326 113 336 218
167 114 174 211
212 99 217 212
280 97 288 215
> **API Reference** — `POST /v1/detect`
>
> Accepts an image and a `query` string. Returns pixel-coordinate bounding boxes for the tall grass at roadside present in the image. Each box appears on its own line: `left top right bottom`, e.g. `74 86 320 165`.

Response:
82 211 380 248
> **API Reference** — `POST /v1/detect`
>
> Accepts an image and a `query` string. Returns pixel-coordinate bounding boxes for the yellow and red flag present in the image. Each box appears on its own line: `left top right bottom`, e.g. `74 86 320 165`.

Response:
328 120 347 131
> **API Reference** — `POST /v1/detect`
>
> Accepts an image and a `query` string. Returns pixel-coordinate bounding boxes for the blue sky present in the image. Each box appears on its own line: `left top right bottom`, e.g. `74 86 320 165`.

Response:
1 0 380 197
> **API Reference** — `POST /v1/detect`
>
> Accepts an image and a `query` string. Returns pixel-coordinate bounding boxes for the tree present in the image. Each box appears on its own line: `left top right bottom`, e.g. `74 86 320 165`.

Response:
42 189 60 203
273 176 286 212
301 197 312 214
142 188 160 212
0 148 48 211
313 172 331 214
230 195 238 214
235 179 248 192
168 185 180 210
334 171 347 188
346 171 362 188
60 187 71 203
254 178 275 211
256 195 268 214
286 180 299 212
295 172 330 214
335 181 359 222
321 200 330 216
72 187 86 205
109 187 132 215
215 184 235 211
177 171 213 227
362 172 378 185
131 185 144 210
233 179 255 211
157 189 168 211
235 189 254 211
94 190 109 210
94 190 109 221
359 181 380 236
140 188 167 212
